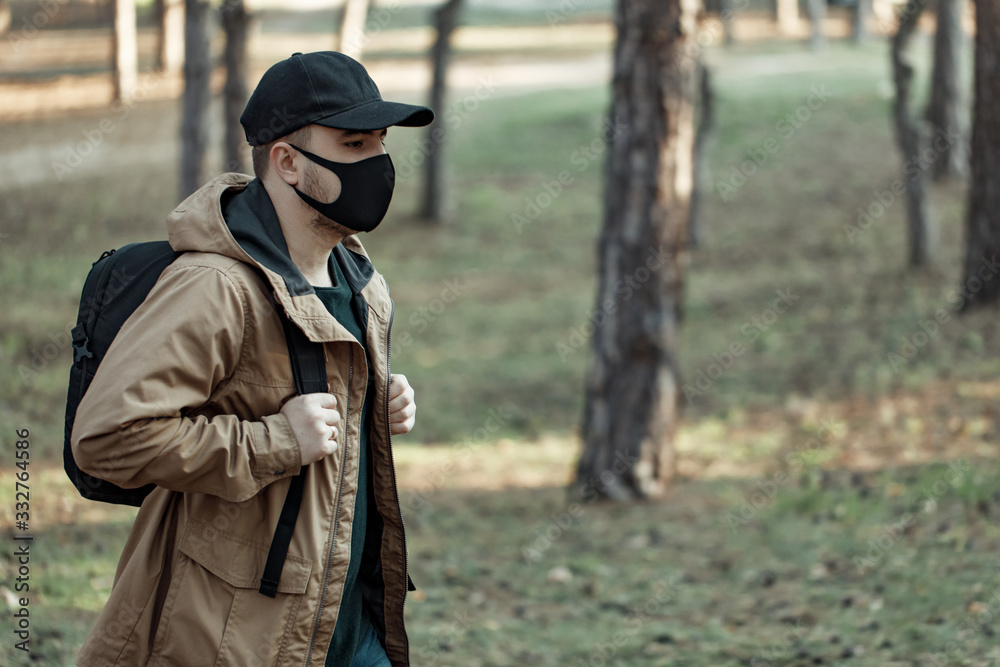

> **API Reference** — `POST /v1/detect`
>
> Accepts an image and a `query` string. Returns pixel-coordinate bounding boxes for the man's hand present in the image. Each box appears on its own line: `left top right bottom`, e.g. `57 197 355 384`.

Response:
388 374 416 435
280 393 340 465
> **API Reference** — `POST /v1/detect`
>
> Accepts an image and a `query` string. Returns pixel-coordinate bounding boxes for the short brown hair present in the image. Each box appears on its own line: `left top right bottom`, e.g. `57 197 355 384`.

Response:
251 125 312 180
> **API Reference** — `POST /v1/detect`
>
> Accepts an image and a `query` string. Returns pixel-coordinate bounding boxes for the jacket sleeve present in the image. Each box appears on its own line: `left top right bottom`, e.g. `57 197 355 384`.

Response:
70 261 303 503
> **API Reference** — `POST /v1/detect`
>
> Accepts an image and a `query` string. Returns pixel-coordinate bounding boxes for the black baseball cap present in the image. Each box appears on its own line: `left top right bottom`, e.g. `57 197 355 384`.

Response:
241 51 434 146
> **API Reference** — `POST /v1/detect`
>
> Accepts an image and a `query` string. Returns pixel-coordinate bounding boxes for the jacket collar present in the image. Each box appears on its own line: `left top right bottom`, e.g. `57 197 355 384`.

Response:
168 173 381 344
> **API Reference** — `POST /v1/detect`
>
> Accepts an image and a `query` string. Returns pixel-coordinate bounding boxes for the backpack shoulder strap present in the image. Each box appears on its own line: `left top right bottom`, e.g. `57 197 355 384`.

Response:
258 288 327 598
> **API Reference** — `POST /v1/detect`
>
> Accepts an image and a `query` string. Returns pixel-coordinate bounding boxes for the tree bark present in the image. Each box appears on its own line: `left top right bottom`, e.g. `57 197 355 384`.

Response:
112 0 138 103
419 0 464 222
891 0 934 267
926 0 967 180
221 0 250 174
337 0 371 60
960 0 1000 310
853 0 873 42
573 0 698 502
689 63 715 249
181 0 212 199
805 0 827 49
156 0 185 74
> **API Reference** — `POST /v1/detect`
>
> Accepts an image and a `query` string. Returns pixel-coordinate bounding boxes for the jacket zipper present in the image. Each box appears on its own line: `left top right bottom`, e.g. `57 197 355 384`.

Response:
304 345 354 665
384 303 411 664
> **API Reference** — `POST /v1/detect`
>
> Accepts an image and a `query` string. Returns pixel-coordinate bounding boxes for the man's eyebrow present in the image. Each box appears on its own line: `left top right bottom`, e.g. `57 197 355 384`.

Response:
339 129 388 139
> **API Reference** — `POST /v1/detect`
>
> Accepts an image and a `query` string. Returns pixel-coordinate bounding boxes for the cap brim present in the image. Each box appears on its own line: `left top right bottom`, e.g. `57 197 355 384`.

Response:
313 100 434 131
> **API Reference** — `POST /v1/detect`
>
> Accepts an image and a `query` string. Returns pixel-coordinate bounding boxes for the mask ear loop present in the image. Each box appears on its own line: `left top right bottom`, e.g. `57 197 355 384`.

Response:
287 144 333 169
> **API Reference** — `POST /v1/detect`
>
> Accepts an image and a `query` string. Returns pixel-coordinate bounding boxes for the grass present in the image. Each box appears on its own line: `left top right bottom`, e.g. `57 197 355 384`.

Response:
3 26 1000 667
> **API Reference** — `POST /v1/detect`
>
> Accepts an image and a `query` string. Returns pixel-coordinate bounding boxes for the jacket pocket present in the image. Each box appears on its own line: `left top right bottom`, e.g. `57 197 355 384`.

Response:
147 520 312 667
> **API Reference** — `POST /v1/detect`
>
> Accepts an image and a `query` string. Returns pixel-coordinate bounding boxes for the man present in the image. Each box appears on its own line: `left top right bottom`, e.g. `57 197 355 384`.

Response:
71 51 432 666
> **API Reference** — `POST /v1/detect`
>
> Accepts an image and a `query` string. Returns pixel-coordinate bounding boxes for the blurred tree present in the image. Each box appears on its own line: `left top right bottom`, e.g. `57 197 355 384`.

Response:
853 0 872 41
891 0 933 266
926 0 967 180
689 64 715 249
419 0 465 222
156 0 185 74
806 0 826 49
221 0 250 174
775 0 799 35
573 0 698 501
960 0 1000 308
705 0 734 45
0 0 10 38
113 0 138 103
337 0 370 60
181 0 212 198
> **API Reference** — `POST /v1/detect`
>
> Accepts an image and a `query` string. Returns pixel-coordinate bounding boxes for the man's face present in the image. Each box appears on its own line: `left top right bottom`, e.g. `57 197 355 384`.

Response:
299 125 388 203
295 125 388 235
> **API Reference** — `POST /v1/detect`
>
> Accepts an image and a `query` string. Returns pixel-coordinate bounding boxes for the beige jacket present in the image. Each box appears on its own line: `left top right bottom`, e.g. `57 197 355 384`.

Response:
71 173 412 666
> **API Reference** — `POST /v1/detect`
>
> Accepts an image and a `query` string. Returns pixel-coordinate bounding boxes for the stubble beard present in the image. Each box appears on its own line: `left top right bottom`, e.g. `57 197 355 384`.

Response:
302 164 356 239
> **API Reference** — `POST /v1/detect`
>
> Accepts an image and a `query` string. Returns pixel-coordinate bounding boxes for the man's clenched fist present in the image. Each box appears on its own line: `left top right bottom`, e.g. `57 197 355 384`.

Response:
388 374 416 435
280 393 340 465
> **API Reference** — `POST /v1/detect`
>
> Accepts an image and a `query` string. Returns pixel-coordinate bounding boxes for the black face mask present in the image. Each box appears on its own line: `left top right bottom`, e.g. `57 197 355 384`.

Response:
288 144 395 233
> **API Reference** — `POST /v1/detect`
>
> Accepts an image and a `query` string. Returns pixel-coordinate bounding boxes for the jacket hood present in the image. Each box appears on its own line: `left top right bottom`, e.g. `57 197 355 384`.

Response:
167 173 384 343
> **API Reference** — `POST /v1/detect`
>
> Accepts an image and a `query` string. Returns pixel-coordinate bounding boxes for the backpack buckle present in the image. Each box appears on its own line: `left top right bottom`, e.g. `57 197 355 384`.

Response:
71 324 94 363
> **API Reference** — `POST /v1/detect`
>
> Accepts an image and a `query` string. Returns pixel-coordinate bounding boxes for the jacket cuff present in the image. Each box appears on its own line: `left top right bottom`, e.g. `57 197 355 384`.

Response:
250 414 302 483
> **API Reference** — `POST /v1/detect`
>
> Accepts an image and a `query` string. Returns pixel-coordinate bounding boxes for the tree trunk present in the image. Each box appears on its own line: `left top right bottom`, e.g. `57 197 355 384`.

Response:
718 0 735 45
891 0 934 267
419 0 464 222
776 0 799 35
960 0 1000 310
156 0 185 74
181 0 212 199
221 0 250 174
853 0 872 42
805 0 826 49
573 0 698 502
337 0 370 61
0 0 11 38
112 0 138 103
926 0 967 180
689 63 715 249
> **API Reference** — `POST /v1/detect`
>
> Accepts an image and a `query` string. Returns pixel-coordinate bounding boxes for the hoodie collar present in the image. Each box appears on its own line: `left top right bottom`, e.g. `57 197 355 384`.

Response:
167 173 379 343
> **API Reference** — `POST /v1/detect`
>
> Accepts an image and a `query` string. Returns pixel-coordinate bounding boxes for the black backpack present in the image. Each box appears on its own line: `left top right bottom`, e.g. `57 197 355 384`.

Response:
63 240 324 597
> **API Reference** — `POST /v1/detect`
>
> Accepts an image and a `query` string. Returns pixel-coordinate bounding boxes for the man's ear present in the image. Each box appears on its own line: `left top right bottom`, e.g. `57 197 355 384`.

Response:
270 142 300 186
